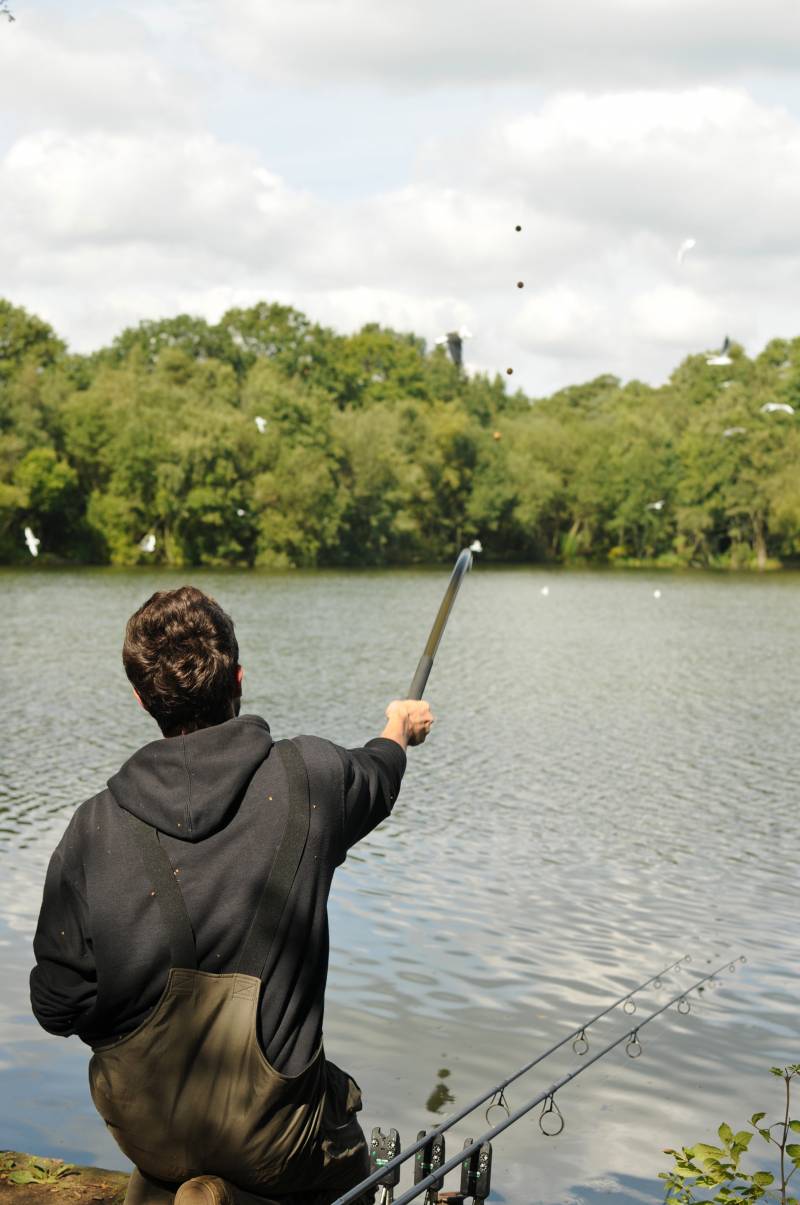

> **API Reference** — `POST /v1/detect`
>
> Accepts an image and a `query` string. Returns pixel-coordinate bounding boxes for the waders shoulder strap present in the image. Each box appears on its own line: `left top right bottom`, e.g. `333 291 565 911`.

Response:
235 738 311 979
123 811 197 970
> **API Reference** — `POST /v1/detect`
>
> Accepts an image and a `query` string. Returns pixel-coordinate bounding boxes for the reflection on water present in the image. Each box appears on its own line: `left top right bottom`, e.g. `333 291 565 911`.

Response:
425 1068 454 1115
1 567 798 1203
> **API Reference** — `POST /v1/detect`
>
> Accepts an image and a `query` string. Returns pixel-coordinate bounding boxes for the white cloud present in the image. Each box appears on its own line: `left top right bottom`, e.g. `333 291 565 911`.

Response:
512 287 606 358
180 0 800 89
0 9 201 137
1 130 314 255
2 2 800 397
465 88 800 252
629 286 722 347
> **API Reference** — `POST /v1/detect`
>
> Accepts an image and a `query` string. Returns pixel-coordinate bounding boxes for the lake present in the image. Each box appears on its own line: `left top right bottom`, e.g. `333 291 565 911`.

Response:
1 566 797 1204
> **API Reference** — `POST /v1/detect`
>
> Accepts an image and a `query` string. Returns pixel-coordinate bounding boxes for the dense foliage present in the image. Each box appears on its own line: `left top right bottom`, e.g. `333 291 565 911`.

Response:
1 298 798 568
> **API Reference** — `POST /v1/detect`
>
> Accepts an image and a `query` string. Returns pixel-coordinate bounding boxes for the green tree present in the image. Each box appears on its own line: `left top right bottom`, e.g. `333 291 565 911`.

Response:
0 300 65 385
220 302 340 388
105 315 249 378
13 446 85 558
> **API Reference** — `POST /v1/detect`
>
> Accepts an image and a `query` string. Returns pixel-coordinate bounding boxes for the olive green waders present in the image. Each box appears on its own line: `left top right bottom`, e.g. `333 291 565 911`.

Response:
88 741 373 1205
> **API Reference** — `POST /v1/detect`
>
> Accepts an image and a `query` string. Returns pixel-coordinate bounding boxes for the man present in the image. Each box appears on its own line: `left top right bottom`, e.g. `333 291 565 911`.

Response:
30 585 433 1205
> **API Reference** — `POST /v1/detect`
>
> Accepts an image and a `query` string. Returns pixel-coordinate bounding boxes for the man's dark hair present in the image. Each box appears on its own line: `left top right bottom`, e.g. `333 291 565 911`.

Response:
123 586 240 735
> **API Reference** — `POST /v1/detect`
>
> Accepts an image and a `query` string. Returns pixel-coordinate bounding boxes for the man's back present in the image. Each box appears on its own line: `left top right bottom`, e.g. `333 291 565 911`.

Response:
31 714 405 1076
30 585 432 1203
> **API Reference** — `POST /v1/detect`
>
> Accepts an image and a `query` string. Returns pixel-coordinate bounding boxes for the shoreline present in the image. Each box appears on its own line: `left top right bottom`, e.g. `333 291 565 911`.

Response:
1 558 799 575
0 1154 128 1205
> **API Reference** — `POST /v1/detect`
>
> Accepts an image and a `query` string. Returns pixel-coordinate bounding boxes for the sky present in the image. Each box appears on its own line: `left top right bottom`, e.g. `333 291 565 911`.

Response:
2 0 800 394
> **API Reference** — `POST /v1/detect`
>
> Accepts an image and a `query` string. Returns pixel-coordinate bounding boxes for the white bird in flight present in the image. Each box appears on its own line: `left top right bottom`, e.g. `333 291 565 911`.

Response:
677 237 696 265
723 427 747 437
707 335 732 367
761 402 795 415
647 499 665 511
254 415 268 434
236 507 246 517
24 526 40 557
139 532 156 553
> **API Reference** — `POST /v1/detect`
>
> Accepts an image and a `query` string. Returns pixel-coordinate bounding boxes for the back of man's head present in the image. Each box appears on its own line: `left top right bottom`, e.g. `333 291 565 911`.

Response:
123 585 240 736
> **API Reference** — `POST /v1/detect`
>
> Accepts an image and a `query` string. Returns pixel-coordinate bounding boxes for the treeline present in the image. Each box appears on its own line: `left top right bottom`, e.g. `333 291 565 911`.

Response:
1 298 799 569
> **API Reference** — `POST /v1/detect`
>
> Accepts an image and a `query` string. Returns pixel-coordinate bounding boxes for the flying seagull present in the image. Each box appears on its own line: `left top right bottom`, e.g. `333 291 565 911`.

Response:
435 327 472 369
761 402 795 415
706 336 732 367
647 499 665 511
139 532 156 553
24 526 40 557
723 427 747 437
254 415 268 434
677 237 696 265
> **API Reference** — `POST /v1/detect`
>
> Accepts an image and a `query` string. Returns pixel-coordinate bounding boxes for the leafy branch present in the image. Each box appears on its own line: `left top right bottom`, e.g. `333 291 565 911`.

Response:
0 3 14 23
661 1065 800 1204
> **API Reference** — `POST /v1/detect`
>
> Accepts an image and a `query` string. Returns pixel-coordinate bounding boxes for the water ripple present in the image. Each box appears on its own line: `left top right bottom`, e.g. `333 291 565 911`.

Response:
1 567 798 1202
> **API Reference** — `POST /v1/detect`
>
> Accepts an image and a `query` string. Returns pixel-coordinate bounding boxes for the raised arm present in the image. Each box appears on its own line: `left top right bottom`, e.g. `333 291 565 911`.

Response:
334 698 434 857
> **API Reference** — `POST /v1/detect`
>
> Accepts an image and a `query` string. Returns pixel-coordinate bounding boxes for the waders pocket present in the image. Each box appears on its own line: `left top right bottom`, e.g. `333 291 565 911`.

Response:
323 1060 363 1126
319 1061 367 1164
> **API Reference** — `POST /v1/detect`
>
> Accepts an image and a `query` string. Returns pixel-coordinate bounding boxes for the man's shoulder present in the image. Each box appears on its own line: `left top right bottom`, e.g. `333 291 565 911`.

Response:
59 787 118 851
286 735 347 787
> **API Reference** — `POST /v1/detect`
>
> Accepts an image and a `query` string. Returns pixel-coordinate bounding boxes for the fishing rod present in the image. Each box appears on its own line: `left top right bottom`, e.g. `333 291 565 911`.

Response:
333 952 694 1204
407 544 479 700
338 955 745 1205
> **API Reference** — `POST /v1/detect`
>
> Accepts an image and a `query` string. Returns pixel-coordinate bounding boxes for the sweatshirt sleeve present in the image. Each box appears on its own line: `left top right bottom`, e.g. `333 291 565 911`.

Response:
336 737 407 857
30 844 97 1037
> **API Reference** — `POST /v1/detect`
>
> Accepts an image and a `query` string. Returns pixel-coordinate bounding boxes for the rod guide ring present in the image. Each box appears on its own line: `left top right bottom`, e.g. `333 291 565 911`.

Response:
485 1090 510 1126
572 1029 589 1056
625 1031 643 1059
538 1095 565 1137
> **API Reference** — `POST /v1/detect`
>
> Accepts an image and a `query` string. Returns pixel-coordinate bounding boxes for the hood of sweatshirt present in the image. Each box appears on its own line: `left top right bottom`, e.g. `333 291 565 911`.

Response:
108 714 273 841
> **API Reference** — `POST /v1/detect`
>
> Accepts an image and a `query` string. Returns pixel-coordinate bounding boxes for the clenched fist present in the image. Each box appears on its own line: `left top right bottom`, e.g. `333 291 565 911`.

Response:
382 699 435 749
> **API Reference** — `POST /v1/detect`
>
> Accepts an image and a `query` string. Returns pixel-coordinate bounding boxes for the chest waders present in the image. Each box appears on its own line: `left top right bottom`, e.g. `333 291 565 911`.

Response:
89 741 371 1202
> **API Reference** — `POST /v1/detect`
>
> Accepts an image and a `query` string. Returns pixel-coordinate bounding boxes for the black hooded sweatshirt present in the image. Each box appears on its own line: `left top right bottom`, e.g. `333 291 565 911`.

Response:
29 715 406 1077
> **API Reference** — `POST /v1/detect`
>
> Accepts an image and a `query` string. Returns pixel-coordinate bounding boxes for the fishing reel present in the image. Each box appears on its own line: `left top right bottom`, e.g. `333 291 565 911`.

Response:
370 1127 401 1205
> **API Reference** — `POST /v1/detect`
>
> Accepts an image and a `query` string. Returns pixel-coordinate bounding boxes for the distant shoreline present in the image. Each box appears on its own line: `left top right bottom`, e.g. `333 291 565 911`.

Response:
2 557 799 574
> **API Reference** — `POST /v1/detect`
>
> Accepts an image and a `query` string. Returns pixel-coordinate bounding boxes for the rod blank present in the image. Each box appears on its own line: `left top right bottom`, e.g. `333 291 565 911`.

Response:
407 548 474 700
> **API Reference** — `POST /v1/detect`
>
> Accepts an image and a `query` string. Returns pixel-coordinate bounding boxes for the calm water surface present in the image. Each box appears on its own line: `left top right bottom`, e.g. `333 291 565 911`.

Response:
0 567 798 1204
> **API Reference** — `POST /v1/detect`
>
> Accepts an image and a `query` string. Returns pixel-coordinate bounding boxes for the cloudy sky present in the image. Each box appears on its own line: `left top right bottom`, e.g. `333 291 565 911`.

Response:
2 0 800 394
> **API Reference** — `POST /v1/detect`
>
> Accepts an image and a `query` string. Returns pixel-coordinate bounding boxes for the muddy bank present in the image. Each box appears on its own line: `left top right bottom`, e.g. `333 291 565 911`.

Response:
0 1153 128 1205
